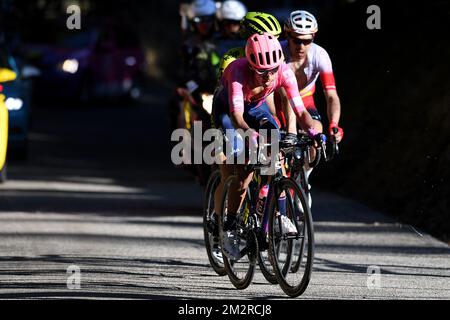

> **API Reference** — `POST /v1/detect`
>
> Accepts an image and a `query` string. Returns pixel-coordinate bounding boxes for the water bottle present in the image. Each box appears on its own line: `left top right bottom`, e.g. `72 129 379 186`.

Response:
256 184 269 217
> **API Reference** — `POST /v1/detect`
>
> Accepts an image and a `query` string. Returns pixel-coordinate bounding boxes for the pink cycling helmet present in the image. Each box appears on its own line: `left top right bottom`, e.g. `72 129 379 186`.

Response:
245 32 284 70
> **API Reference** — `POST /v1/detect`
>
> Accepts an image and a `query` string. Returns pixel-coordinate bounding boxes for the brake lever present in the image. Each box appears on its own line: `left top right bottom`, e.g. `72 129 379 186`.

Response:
321 139 328 162
331 127 339 159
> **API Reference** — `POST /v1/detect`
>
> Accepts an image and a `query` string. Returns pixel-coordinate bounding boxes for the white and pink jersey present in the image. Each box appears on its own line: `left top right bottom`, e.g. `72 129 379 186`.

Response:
218 58 306 117
280 41 337 98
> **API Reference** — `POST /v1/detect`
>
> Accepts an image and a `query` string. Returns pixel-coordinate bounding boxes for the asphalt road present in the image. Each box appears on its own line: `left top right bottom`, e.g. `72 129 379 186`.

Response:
0 89 449 300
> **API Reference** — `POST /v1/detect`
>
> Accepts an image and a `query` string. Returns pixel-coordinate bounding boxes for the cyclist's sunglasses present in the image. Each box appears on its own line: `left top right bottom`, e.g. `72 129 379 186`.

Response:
289 36 314 46
253 66 279 76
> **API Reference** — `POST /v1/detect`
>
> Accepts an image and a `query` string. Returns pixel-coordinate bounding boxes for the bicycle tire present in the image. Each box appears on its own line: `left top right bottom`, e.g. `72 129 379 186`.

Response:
202 170 227 276
268 178 314 298
220 175 257 290
257 240 283 284
265 188 295 282
256 190 289 285
308 147 321 168
248 178 278 285
290 173 309 274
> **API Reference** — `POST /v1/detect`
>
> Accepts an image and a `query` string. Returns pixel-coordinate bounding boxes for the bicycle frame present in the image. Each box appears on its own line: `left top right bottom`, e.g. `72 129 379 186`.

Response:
251 136 320 242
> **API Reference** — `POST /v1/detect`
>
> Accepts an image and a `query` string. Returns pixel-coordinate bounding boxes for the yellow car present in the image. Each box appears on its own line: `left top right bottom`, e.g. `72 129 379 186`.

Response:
0 67 18 182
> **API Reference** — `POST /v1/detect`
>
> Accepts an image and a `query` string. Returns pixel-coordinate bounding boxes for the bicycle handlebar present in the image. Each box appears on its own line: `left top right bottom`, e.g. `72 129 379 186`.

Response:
244 131 340 174
326 128 340 162
281 131 340 168
280 134 322 168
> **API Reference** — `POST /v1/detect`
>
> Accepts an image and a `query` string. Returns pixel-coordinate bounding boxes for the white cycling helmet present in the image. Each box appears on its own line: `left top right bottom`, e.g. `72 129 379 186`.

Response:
217 0 247 21
189 0 217 19
285 10 318 35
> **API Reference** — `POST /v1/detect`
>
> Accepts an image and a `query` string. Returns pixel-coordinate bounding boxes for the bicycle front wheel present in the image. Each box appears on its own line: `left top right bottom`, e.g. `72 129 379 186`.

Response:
268 178 314 298
220 176 257 290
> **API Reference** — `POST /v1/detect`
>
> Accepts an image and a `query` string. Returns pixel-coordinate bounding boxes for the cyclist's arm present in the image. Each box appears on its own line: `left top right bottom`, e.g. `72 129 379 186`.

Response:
281 66 317 137
278 87 297 134
324 88 343 142
317 47 342 127
320 70 341 126
320 70 343 141
229 85 253 132
324 89 341 125
230 111 259 148
225 60 259 136
230 111 251 131
295 107 317 136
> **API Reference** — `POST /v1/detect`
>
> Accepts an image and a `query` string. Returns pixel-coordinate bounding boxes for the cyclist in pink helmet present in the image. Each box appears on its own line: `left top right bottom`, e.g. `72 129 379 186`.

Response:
211 33 322 259
245 33 283 70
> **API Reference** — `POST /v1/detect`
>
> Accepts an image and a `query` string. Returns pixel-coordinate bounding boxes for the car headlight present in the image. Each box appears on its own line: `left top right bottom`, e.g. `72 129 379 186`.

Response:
201 93 213 115
61 59 79 74
5 97 24 111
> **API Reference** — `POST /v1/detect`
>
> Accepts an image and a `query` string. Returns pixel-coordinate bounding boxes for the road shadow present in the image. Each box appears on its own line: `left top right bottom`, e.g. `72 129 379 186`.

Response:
1 86 204 217
0 253 216 300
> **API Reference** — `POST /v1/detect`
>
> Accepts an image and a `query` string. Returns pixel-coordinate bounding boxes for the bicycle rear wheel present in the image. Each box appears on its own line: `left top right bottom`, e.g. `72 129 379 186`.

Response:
268 178 314 298
220 176 257 290
202 170 226 276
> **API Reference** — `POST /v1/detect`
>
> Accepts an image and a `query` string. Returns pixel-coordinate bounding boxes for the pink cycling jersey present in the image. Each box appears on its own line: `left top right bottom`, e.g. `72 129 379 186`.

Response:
218 58 306 117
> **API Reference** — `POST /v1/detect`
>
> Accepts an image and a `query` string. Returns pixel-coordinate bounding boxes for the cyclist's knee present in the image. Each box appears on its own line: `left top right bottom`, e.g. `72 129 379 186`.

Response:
313 119 323 133
298 119 322 135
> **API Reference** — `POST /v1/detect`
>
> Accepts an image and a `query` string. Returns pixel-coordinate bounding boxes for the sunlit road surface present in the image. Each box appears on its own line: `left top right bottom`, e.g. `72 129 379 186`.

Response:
0 92 449 300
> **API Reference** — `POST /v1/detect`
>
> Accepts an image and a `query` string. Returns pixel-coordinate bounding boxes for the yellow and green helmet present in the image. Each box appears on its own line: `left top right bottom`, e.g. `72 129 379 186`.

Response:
240 12 282 39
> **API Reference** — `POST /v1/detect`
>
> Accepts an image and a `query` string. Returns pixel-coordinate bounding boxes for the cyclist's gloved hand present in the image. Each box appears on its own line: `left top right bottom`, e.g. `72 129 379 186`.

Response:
282 133 298 146
314 133 327 145
329 121 344 143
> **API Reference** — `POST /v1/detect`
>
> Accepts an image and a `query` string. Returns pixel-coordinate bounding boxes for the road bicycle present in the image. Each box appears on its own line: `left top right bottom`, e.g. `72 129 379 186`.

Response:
217 133 327 292
204 131 338 296
268 131 338 297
